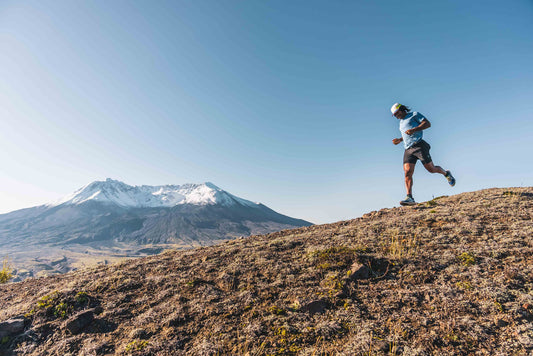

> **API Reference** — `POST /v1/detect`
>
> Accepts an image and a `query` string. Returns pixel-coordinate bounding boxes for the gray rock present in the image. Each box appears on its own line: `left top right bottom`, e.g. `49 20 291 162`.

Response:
130 328 148 339
63 309 95 334
349 262 370 280
301 300 328 315
0 317 25 338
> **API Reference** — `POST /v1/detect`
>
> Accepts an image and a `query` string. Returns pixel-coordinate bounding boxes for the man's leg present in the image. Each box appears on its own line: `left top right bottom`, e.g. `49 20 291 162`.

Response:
404 163 416 196
423 162 446 175
423 161 456 186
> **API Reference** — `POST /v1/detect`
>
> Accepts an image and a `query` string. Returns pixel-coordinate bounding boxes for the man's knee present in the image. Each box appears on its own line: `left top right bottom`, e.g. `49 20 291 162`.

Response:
423 162 437 173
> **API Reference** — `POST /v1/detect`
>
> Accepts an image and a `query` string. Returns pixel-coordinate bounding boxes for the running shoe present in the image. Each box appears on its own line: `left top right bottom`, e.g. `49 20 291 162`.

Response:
400 196 416 206
445 170 456 187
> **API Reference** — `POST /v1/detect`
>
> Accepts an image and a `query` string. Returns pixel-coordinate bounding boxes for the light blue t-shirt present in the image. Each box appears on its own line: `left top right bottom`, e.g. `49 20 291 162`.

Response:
399 111 427 149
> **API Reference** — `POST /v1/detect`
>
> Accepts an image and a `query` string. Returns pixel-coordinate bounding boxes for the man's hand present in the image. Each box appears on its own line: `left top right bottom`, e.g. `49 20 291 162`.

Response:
392 138 403 145
405 128 416 135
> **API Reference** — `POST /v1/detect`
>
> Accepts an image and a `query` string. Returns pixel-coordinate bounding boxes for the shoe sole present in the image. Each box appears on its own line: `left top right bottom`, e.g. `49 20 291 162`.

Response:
400 201 417 206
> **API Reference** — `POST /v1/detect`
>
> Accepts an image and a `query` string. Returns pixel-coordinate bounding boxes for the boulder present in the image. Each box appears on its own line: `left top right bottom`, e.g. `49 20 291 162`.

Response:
0 317 25 338
301 300 329 315
349 262 370 280
63 309 95 334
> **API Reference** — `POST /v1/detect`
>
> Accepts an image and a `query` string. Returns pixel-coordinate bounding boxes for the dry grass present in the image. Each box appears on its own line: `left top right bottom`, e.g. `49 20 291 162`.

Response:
0 187 532 355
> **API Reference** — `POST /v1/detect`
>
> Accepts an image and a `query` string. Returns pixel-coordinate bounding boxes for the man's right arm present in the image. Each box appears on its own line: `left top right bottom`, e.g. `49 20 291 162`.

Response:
392 137 403 145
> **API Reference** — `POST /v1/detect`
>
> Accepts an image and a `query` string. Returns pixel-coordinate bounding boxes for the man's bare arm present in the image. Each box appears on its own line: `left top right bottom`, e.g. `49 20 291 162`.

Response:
405 119 431 136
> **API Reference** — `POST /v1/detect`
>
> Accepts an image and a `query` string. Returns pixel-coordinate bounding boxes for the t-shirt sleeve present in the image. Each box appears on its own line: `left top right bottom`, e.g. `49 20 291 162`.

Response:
413 112 426 125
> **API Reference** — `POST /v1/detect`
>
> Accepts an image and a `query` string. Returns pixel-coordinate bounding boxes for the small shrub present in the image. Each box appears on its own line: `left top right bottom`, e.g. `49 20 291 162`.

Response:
458 252 476 266
0 256 13 284
494 301 504 312
185 280 197 287
34 291 74 319
37 291 61 309
269 306 286 316
54 302 71 319
125 340 149 352
456 281 473 290
308 246 365 271
426 199 438 207
75 291 89 304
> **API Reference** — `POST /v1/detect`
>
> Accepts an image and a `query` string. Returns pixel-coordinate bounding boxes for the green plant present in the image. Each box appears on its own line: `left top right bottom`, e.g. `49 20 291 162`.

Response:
324 273 345 296
34 291 73 319
494 301 504 312
455 281 473 290
458 252 476 266
37 291 60 309
269 305 286 315
54 302 71 319
185 280 197 287
426 199 438 207
0 256 13 284
125 339 149 352
308 246 365 271
75 291 89 304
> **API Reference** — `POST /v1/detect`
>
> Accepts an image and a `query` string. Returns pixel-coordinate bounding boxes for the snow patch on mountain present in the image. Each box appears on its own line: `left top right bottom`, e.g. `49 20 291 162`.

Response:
51 179 259 208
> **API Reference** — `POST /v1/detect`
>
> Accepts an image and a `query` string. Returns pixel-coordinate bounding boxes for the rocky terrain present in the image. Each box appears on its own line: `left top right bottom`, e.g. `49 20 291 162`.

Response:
1 187 532 355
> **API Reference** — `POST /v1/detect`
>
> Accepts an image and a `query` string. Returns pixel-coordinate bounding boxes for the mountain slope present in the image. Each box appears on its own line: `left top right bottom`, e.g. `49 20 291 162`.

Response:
0 180 311 280
1 187 532 355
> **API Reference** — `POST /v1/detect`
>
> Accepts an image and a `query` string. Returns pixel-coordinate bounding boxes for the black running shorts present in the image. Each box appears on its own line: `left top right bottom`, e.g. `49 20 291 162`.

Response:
403 140 432 165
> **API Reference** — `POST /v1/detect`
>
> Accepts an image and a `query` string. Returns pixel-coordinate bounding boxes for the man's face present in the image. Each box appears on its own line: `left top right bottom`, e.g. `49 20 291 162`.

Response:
394 110 406 120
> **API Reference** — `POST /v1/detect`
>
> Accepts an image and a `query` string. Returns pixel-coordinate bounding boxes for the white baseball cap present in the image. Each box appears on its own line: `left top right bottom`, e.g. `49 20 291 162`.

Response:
390 103 402 115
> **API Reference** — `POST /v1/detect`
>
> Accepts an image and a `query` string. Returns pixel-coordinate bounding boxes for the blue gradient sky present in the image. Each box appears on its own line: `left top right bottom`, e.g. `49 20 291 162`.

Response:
1 0 532 223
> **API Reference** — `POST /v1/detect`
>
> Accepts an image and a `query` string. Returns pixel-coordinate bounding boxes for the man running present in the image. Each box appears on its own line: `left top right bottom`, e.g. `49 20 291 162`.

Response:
391 103 455 206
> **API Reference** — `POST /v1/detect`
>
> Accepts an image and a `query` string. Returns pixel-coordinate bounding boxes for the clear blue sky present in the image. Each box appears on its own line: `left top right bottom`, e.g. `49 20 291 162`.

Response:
1 0 532 224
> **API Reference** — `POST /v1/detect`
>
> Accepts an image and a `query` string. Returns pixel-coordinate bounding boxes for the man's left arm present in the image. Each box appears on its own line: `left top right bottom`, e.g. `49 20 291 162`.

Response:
405 118 431 135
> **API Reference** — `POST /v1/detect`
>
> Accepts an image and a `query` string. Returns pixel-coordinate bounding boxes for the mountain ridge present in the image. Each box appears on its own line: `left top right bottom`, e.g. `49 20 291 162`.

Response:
48 179 259 209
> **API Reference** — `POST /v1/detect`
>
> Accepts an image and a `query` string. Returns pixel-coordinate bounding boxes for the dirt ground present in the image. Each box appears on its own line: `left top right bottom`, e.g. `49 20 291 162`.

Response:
1 187 532 355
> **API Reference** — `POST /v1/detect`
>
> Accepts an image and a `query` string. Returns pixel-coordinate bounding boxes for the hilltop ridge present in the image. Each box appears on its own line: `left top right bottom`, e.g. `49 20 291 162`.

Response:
1 187 532 355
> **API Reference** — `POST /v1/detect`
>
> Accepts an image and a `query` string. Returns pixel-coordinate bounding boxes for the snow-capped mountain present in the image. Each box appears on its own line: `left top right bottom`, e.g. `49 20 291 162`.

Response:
0 179 312 280
51 179 257 208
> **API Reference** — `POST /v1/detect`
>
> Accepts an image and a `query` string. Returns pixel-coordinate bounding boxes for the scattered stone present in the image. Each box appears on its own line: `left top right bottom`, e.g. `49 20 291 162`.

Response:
63 309 95 334
494 318 509 328
130 328 148 339
0 317 25 338
372 340 390 353
217 271 238 291
349 262 370 280
301 300 328 315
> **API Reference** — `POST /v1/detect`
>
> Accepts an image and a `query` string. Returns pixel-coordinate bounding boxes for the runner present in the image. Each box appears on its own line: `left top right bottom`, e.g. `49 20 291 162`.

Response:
391 103 455 206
